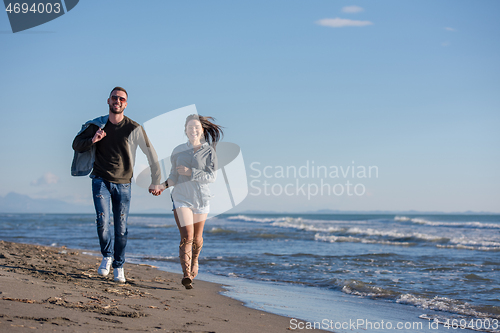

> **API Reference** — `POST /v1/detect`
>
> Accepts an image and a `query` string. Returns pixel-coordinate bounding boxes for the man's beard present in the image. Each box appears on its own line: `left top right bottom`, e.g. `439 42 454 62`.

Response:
109 105 124 114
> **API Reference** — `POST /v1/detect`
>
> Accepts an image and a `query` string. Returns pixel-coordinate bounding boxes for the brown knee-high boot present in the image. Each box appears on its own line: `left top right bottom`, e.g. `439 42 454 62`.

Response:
191 238 203 279
179 238 193 289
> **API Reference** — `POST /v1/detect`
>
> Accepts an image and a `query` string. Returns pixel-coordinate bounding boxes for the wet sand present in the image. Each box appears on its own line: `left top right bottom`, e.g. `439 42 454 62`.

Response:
0 240 327 332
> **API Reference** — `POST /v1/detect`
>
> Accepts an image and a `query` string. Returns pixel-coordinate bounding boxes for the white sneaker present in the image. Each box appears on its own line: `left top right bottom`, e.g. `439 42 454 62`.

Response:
114 267 126 283
97 257 113 276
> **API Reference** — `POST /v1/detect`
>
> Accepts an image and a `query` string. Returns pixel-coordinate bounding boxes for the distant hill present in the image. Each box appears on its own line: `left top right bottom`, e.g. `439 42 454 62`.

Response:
0 192 92 213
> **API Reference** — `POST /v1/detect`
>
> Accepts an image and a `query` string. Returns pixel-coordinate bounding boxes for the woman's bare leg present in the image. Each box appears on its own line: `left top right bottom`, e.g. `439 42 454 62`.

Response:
191 214 207 278
174 208 195 288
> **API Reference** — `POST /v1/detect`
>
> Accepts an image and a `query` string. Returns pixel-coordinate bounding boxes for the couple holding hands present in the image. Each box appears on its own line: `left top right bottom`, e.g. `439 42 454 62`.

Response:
72 87 222 289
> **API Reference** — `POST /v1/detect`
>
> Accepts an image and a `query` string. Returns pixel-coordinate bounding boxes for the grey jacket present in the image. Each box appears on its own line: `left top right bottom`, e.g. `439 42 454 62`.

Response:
169 141 217 208
71 115 108 176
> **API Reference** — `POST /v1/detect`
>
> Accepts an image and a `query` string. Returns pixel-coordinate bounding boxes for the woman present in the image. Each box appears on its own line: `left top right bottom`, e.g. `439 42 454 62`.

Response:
160 114 223 289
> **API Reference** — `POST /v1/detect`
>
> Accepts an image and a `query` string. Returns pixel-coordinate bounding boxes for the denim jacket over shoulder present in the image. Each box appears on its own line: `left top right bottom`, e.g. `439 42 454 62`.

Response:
169 141 217 208
71 115 109 176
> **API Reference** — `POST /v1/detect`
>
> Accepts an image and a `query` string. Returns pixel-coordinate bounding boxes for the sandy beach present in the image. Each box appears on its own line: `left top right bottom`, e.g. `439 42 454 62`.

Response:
0 240 326 333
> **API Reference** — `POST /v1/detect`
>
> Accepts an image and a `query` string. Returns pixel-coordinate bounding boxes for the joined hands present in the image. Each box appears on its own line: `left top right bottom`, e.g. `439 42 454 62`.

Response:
149 184 164 196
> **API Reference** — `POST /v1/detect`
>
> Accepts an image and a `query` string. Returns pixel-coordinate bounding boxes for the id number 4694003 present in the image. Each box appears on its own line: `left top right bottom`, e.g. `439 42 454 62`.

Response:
444 319 498 330
5 2 62 14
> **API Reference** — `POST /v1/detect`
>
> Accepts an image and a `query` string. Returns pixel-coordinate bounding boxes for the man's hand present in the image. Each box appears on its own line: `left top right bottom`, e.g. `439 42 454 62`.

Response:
149 184 164 196
92 128 106 144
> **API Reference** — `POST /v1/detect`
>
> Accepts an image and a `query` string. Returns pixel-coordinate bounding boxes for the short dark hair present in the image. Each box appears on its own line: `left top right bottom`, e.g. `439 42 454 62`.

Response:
110 86 128 98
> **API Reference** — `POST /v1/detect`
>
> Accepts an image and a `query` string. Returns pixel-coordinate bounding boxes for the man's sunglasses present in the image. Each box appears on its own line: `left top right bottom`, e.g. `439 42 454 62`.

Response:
111 95 127 102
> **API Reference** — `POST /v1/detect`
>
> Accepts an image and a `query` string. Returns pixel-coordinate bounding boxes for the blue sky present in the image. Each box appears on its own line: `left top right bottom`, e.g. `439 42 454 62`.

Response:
1 0 499 213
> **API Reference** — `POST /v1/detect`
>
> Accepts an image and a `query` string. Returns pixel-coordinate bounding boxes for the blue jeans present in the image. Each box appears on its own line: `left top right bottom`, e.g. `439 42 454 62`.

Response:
92 177 131 268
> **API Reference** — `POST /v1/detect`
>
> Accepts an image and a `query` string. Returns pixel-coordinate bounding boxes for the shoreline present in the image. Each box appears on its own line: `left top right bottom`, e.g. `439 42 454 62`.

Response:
0 240 327 332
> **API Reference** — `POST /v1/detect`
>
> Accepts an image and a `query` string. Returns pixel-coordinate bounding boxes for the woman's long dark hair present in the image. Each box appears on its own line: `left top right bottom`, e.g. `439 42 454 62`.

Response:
185 114 223 148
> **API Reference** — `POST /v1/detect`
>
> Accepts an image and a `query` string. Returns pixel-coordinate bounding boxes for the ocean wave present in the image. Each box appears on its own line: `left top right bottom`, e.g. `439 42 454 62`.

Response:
271 220 344 233
230 215 498 251
127 216 175 227
433 237 500 251
229 215 355 228
345 227 447 242
314 226 447 243
208 227 237 234
314 233 415 246
437 244 500 252
335 278 500 324
397 294 500 321
340 279 399 298
128 216 172 223
394 216 500 229
227 215 286 223
228 215 347 233
140 224 176 229
450 238 500 248
136 255 177 262
315 230 499 251
410 218 500 229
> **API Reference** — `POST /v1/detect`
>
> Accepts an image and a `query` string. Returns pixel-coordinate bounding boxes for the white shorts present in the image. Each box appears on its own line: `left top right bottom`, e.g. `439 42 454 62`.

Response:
172 201 210 215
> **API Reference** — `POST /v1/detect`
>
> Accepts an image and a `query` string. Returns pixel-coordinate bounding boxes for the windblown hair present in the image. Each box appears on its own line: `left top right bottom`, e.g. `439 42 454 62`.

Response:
185 114 223 148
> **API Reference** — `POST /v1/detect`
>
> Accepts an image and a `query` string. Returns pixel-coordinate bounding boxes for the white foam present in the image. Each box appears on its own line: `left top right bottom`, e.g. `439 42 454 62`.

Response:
230 215 347 233
437 244 500 251
227 215 285 223
231 215 499 251
450 237 500 247
135 254 177 261
272 220 344 233
209 227 237 234
397 294 499 320
314 233 413 246
241 217 449 243
340 281 396 298
345 227 446 242
410 219 500 229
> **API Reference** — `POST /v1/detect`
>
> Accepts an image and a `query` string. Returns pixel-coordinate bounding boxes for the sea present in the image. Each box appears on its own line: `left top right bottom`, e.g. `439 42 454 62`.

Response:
1 213 499 333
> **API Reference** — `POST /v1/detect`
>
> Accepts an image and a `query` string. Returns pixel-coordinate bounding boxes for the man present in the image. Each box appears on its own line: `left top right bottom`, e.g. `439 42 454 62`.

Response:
72 87 162 283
